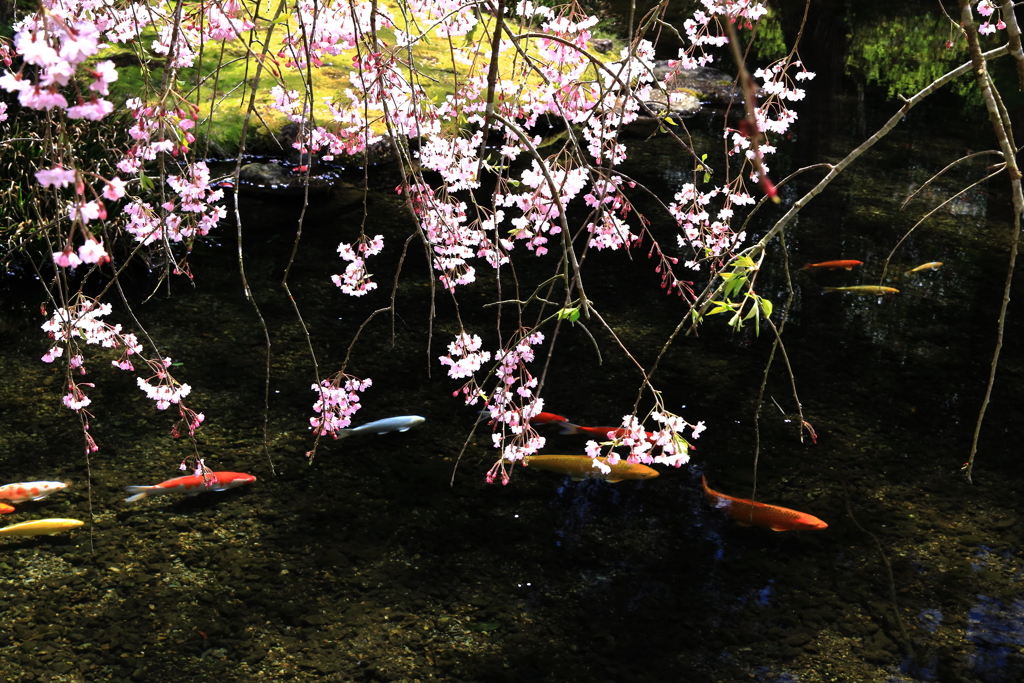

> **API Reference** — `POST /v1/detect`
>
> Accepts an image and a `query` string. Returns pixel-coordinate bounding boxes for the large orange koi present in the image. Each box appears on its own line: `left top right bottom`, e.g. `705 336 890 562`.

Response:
702 476 827 531
124 472 256 502
800 260 863 271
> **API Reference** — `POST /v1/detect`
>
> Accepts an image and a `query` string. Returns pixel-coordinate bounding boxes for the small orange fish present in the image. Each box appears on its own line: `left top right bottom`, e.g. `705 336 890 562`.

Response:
823 285 898 295
512 455 659 483
800 260 863 271
905 261 943 275
0 503 15 514
702 475 827 531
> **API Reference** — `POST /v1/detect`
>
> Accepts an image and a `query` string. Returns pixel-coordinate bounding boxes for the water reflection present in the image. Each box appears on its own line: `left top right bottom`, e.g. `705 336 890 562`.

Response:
967 595 1024 680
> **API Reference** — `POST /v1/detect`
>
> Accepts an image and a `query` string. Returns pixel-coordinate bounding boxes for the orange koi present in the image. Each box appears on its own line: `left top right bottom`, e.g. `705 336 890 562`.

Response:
823 286 898 295
125 472 256 503
530 412 569 425
512 455 659 483
800 260 863 271
702 476 827 531
0 503 15 514
0 481 68 503
558 422 658 442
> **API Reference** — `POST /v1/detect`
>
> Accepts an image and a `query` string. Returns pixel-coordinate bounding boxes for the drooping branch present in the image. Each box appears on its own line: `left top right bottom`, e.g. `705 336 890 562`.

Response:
959 0 1023 483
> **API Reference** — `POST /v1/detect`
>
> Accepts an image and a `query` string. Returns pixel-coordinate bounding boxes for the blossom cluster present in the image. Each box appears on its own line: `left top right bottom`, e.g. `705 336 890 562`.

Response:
976 1 1007 35
332 234 385 296
40 298 203 445
440 330 549 479
124 160 225 246
584 411 704 474
309 373 373 438
1 7 115 117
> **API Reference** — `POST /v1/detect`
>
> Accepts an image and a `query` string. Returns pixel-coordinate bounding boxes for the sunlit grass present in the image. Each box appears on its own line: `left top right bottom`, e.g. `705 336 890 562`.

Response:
102 1 619 152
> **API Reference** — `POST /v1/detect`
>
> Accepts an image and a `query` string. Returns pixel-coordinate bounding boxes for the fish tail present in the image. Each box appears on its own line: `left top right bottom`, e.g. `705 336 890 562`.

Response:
335 429 355 439
124 486 152 503
799 264 811 271
558 422 582 435
822 287 838 293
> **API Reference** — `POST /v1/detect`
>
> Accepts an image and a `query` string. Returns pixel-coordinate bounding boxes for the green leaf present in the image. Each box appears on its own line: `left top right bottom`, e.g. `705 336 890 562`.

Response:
139 174 154 191
557 307 581 323
707 301 732 316
723 275 747 299
760 299 773 318
664 116 677 127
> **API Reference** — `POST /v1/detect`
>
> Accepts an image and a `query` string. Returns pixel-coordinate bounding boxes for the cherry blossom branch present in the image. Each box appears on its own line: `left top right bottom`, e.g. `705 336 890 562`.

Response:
960 0 1023 483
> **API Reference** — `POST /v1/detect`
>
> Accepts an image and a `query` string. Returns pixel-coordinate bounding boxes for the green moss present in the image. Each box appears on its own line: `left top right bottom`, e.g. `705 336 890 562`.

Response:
97 2 620 155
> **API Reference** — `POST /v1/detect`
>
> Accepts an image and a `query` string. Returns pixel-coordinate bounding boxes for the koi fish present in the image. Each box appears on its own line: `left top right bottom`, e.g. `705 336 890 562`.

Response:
335 415 426 439
0 481 68 503
702 475 827 531
530 412 569 425
0 518 84 537
905 261 943 275
800 260 863 271
124 472 256 503
478 411 567 426
823 286 898 295
558 422 659 443
0 503 15 514
512 455 659 483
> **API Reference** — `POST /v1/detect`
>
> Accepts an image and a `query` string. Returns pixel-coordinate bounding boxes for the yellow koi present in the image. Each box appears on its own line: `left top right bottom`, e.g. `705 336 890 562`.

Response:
0 519 84 537
508 455 659 483
905 262 943 275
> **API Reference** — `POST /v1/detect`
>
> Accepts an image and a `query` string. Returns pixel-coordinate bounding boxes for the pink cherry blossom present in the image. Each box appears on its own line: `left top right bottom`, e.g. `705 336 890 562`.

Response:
36 166 76 188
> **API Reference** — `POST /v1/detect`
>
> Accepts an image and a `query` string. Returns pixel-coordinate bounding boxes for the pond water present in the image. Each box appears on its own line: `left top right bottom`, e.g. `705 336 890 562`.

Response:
3 38 1024 683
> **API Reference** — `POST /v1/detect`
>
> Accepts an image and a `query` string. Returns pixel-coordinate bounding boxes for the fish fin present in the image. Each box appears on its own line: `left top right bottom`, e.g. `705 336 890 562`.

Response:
822 287 837 293
558 422 581 435
606 478 624 484
124 487 150 503
735 521 752 527
844 267 853 270
770 527 787 532
397 428 410 432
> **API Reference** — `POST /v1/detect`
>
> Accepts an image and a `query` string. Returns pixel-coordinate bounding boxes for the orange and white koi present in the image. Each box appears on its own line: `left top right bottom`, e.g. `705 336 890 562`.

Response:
905 261 943 275
125 472 256 503
800 260 863 271
0 518 84 537
510 455 659 483
702 475 827 531
0 481 68 503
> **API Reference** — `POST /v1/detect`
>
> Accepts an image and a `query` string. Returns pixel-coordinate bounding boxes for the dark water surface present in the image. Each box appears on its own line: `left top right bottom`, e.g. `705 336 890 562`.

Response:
3 66 1024 683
